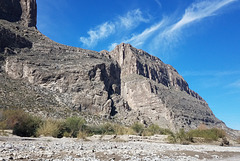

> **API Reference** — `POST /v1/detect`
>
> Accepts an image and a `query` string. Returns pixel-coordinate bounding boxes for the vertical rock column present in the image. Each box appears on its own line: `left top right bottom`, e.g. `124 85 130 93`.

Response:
20 0 37 27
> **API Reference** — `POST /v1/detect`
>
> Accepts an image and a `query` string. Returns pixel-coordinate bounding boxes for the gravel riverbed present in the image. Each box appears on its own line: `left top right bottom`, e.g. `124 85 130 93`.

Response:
0 135 240 161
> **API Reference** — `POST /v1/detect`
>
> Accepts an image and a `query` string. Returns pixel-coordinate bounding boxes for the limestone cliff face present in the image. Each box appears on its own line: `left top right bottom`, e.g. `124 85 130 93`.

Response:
110 43 202 100
106 44 223 130
0 0 231 132
0 0 36 27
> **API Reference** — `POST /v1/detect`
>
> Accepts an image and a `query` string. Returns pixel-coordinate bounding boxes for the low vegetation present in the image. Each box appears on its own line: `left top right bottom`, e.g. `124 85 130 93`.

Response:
0 109 228 144
167 128 227 144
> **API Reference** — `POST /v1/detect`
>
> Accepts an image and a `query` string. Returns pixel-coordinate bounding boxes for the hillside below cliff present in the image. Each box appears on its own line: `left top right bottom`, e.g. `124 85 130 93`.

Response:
0 0 239 137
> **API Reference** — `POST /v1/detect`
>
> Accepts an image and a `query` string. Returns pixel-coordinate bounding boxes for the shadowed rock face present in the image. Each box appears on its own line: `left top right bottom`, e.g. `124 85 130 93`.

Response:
0 0 36 27
0 0 22 22
0 0 234 133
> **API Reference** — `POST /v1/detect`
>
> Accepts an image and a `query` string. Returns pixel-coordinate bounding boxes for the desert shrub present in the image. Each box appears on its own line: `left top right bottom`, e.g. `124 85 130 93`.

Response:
99 123 115 135
64 116 86 137
187 128 226 142
131 122 145 135
12 113 42 137
85 123 116 135
176 128 191 144
114 124 136 135
77 131 88 139
0 109 42 137
0 109 26 129
142 124 174 136
167 129 191 144
167 132 177 143
144 124 160 136
85 125 102 135
159 128 174 135
36 119 65 138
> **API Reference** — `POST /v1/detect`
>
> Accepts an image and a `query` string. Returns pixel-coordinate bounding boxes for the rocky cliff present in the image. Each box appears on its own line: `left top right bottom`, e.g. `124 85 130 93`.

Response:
0 0 235 132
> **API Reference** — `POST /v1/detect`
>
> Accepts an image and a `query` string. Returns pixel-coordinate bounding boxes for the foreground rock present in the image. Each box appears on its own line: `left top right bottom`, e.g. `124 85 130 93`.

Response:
0 136 240 161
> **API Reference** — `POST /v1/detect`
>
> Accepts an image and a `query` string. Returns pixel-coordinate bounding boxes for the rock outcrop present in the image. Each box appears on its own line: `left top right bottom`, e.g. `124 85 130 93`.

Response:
0 0 36 27
0 0 235 133
20 0 37 27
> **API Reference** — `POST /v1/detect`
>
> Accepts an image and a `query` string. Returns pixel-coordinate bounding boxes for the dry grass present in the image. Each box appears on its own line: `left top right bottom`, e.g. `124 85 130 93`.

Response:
114 124 136 135
36 119 64 138
77 131 88 139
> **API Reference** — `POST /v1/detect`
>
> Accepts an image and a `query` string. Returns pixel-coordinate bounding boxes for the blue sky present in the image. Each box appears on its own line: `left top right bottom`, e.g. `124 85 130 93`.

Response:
37 0 240 130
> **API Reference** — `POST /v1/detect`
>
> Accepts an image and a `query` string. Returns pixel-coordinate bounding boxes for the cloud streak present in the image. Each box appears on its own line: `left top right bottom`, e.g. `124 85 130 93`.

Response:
80 0 237 52
170 0 237 32
80 22 115 47
80 9 150 48
154 0 162 8
229 80 240 88
122 0 236 52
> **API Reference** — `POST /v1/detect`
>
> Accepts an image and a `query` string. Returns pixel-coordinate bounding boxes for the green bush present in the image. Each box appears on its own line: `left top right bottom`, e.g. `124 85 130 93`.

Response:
64 117 86 137
146 124 160 135
0 109 42 137
159 128 174 135
99 123 115 135
167 132 177 143
13 113 42 137
85 123 116 135
167 128 227 144
114 124 135 135
188 128 226 142
131 122 145 135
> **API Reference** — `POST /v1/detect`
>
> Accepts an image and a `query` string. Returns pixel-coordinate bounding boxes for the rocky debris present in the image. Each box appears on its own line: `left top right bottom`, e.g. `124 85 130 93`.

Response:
0 136 240 161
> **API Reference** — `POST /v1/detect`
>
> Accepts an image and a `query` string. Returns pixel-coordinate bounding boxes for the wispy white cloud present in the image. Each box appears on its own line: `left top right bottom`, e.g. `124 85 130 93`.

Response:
125 19 166 47
108 43 118 51
80 22 115 47
115 0 236 53
169 0 237 32
229 80 240 88
108 18 168 51
119 9 150 29
80 9 150 47
80 0 237 51
154 0 162 8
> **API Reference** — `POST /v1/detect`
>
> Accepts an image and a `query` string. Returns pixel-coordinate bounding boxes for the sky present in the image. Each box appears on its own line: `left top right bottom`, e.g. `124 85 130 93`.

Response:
37 0 240 130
